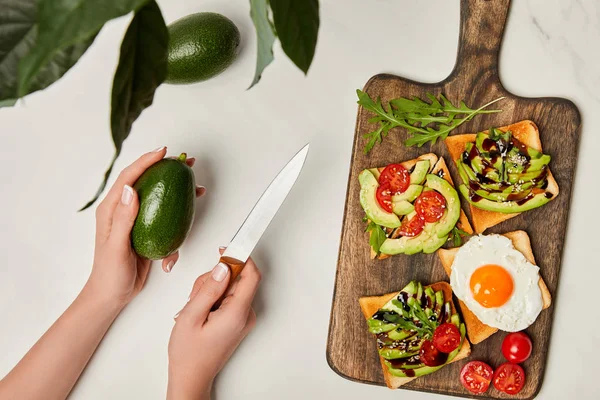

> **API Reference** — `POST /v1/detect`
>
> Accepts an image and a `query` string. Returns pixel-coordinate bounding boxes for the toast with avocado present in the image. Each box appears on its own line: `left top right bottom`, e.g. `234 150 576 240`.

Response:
359 281 471 389
360 154 473 259
445 120 559 233
437 231 552 344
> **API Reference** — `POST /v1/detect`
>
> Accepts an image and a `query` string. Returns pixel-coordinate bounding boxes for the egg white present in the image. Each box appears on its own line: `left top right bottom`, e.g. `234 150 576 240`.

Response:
450 234 543 332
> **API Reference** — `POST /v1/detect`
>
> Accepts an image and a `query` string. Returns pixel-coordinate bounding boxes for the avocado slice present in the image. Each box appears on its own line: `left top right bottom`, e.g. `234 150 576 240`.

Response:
368 168 381 180
423 234 448 254
380 231 429 255
392 184 423 203
359 170 400 228
508 166 548 184
410 160 430 185
385 323 466 377
392 200 415 216
379 347 421 360
367 319 397 334
460 184 552 213
388 329 415 341
425 174 461 239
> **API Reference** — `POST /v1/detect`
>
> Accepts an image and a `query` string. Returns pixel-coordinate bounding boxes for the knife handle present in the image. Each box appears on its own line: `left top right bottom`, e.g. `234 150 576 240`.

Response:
213 256 246 309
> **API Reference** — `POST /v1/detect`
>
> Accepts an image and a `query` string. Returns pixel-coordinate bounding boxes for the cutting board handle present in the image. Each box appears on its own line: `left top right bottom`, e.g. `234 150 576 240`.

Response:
451 0 511 89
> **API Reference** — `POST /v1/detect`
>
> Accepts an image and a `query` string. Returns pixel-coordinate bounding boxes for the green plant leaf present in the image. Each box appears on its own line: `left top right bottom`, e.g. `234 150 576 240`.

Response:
367 222 387 254
248 0 276 89
17 0 150 98
270 0 319 74
0 0 95 103
80 1 168 211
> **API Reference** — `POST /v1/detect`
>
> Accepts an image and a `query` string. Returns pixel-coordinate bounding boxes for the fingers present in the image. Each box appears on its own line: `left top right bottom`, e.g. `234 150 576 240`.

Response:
227 258 261 311
108 185 140 245
162 252 179 273
185 157 195 167
196 185 206 197
95 147 167 239
178 263 230 325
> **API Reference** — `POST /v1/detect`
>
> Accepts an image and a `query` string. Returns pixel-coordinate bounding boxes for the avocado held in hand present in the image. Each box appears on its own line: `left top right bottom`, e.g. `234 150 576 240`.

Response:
132 154 196 260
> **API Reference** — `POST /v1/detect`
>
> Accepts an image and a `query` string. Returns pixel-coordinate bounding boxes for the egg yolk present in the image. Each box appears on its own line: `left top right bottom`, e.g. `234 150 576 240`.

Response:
469 264 514 308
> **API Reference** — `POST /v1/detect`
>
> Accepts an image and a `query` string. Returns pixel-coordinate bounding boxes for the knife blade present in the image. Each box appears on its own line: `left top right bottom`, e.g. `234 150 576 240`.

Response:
219 143 309 287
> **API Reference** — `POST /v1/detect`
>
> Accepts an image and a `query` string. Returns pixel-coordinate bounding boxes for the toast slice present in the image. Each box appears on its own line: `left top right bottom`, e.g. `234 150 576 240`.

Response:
359 282 471 389
445 120 560 233
368 154 473 260
437 231 552 344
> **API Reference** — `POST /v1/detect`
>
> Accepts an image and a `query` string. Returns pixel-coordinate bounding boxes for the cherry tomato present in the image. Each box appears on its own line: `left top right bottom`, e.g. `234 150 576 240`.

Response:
398 214 425 237
419 339 448 367
493 362 526 395
379 164 410 194
460 361 494 394
502 332 533 363
375 182 393 213
433 323 461 353
415 191 447 223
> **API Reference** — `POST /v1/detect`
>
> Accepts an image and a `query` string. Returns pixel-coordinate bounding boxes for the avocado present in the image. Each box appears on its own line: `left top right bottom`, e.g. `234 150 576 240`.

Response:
423 234 447 254
392 200 414 216
132 154 196 260
367 319 397 334
392 184 423 203
410 160 430 185
165 13 240 84
368 168 381 180
425 174 460 239
379 231 429 255
388 329 415 341
459 184 552 213
379 347 421 360
359 170 401 228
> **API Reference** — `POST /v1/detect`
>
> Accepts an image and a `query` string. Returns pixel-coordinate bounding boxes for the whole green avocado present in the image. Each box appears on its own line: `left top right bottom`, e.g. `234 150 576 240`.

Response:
165 12 241 84
132 154 196 260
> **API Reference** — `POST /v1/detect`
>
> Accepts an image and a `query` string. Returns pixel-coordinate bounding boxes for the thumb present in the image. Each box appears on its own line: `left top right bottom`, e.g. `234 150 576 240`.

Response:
178 263 230 325
109 184 139 245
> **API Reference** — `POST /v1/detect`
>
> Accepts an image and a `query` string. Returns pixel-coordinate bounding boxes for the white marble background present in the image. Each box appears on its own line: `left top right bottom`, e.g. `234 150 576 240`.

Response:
0 0 598 399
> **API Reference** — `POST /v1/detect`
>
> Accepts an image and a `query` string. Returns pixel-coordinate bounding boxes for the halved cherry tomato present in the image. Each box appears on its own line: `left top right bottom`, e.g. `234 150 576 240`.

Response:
502 332 533 363
460 361 494 394
433 323 461 353
398 214 425 237
415 191 447 223
493 362 526 395
379 164 410 194
419 339 448 367
376 182 393 213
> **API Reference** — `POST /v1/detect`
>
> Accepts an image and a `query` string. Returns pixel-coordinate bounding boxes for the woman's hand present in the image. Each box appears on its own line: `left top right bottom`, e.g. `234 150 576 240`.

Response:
167 250 261 400
86 146 205 308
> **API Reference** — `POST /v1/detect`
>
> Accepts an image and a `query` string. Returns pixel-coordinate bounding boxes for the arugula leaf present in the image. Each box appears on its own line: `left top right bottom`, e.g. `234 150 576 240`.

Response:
366 222 387 254
270 0 319 74
357 90 505 151
248 0 276 89
0 0 95 103
80 1 168 210
449 226 470 247
17 0 149 97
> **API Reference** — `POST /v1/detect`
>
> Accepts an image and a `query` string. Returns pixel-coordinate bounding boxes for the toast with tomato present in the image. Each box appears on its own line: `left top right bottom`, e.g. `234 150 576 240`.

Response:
359 281 471 389
437 230 552 344
445 120 559 233
360 153 473 260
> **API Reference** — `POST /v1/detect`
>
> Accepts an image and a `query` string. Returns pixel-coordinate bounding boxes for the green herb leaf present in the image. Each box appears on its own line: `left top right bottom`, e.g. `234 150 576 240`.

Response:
357 90 505 151
17 0 149 97
0 0 95 103
367 222 387 254
248 0 276 89
449 226 470 247
270 0 319 74
80 1 168 211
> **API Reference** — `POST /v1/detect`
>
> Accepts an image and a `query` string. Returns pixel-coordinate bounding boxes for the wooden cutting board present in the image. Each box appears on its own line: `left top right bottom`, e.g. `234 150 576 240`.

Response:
326 0 581 398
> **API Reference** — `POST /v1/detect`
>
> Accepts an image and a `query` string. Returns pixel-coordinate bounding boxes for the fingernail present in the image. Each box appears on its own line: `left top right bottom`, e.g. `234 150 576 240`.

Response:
165 261 174 273
219 246 226 251
212 263 229 282
196 185 206 193
152 146 166 153
173 311 180 319
121 185 133 206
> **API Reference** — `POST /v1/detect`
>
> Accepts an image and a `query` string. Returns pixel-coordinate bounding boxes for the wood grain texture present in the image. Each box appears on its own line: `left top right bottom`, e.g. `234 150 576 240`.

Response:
326 0 581 399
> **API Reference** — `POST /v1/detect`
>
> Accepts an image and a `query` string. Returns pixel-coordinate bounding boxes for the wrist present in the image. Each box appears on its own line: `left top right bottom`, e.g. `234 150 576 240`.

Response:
167 372 213 400
80 279 127 316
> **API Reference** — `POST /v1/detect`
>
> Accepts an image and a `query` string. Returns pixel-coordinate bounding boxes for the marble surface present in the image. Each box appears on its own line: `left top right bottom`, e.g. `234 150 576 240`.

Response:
0 0 598 399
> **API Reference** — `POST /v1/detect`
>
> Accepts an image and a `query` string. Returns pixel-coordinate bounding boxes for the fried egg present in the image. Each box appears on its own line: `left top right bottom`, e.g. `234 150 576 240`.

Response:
450 234 543 332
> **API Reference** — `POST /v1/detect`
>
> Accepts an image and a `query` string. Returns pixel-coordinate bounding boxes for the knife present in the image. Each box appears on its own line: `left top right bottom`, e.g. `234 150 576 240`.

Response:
218 143 309 294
